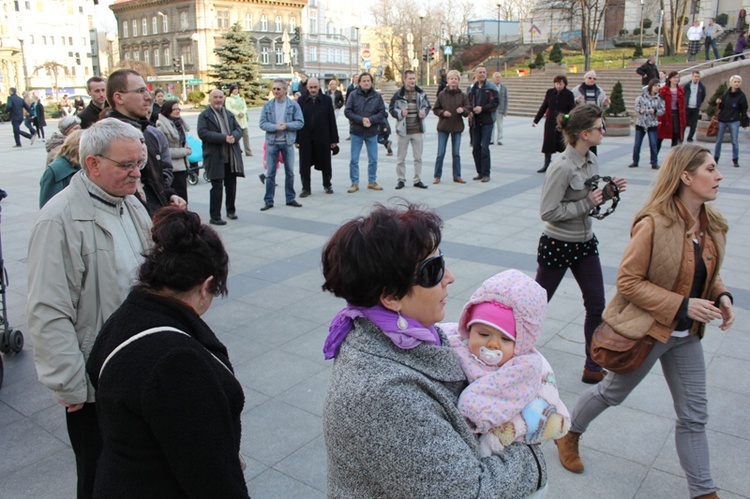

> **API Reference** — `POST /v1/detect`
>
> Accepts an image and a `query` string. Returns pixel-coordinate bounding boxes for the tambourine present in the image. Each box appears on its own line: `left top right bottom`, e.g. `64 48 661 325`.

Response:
584 175 619 220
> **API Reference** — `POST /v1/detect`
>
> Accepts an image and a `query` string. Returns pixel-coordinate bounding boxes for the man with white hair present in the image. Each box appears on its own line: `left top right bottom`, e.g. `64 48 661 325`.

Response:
27 118 153 498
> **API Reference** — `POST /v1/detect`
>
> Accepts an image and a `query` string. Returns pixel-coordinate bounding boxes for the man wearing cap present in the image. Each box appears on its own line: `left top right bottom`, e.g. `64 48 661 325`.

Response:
572 71 610 154
46 115 82 166
78 77 109 129
296 77 339 196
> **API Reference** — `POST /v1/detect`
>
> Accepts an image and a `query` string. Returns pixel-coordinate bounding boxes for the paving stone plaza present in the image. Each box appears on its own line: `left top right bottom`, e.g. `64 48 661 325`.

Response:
0 107 748 498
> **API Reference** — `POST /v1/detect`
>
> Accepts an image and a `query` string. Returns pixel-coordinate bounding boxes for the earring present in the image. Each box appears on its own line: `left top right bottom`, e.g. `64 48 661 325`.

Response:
397 311 408 331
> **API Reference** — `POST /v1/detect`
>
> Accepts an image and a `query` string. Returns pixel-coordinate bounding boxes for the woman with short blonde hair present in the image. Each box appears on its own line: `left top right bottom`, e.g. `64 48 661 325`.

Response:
714 74 748 167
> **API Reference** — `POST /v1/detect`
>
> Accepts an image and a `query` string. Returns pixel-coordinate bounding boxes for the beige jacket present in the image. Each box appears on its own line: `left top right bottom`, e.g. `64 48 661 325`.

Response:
27 172 152 403
156 113 191 172
604 199 728 343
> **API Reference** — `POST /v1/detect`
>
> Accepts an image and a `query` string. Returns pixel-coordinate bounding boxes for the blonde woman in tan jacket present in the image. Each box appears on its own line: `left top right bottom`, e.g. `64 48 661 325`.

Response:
556 144 734 499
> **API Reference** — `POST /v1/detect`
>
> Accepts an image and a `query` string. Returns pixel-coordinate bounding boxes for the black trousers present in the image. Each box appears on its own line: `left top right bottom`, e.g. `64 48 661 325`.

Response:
65 403 102 499
172 170 188 203
686 107 700 141
209 162 237 220
299 143 332 191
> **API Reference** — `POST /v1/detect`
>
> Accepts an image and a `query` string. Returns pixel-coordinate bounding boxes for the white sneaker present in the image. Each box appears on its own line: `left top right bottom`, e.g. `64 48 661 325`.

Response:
30 135 36 145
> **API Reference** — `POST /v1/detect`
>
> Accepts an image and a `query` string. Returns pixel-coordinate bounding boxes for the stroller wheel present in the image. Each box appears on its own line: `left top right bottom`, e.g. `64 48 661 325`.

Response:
203 171 209 182
188 172 199 185
0 330 10 354
9 330 23 353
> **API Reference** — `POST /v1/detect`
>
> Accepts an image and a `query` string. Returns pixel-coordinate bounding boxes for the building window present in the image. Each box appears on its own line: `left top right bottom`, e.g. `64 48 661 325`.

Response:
164 47 170 65
275 46 283 64
42 35 46 44
275 16 282 32
142 18 147 36
133 50 140 61
152 17 158 34
69 36 73 45
291 48 298 65
143 49 149 65
183 46 193 64
132 20 138 37
261 46 269 64
61 36 66 46
351 27 358 40
289 17 296 32
260 15 268 32
309 46 317 62
245 13 253 30
180 11 189 29
217 10 230 30
309 17 317 35
122 21 128 37
153 49 160 66
326 21 333 39
163 15 168 32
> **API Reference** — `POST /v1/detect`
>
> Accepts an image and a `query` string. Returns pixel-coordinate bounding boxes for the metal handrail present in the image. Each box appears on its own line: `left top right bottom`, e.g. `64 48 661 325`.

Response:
679 51 750 75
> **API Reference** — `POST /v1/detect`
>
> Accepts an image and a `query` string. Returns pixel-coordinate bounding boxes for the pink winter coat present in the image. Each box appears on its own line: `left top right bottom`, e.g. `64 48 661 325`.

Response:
440 270 570 445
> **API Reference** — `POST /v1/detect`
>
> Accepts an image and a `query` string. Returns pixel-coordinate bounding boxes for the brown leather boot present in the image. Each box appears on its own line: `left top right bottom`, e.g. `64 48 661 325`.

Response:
692 493 719 499
555 431 584 473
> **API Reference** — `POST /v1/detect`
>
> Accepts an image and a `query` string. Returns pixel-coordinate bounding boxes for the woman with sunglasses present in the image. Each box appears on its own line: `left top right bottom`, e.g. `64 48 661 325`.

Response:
536 105 627 385
321 202 547 497
556 144 733 499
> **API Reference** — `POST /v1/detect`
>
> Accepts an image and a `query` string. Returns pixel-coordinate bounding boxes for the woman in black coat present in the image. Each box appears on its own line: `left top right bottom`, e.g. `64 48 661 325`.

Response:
87 207 248 498
532 75 577 173
32 97 47 139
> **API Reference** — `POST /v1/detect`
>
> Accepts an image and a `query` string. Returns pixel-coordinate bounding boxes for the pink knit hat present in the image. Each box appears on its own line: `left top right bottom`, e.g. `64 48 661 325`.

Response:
466 302 516 340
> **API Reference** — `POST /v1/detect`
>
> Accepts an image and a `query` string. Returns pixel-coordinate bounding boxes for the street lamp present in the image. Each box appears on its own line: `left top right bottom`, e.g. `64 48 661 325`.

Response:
418 9 426 86
639 0 645 49
496 0 502 72
16 33 30 91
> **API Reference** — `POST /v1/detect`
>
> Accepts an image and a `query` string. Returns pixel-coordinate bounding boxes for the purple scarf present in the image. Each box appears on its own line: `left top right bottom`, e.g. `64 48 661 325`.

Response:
323 304 441 360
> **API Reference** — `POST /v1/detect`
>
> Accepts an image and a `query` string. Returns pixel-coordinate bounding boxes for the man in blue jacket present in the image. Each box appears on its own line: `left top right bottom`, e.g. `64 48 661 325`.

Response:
6 87 35 147
468 66 499 182
259 79 305 211
683 71 707 142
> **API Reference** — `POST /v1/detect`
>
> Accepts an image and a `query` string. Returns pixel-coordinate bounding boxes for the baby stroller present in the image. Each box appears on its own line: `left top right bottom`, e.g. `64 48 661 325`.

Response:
186 135 207 185
0 205 24 389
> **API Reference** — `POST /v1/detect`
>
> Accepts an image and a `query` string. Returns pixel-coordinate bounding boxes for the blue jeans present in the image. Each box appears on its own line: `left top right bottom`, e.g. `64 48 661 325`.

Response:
713 120 740 162
632 126 658 166
11 119 32 146
265 142 296 204
705 37 720 60
349 134 378 184
571 334 715 497
433 131 462 179
471 122 493 177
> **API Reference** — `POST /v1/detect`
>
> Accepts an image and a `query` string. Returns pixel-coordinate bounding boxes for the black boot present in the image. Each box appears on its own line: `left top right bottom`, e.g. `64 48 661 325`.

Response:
537 155 551 173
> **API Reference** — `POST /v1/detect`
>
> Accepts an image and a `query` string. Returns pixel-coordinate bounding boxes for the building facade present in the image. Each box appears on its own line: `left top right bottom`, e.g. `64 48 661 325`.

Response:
110 0 307 97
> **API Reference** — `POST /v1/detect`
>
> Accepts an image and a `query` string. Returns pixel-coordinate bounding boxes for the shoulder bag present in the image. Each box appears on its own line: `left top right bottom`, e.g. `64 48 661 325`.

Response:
707 109 719 137
591 322 655 374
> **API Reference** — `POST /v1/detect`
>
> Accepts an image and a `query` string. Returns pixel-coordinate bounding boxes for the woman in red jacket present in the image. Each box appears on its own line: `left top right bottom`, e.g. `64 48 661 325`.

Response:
657 71 687 157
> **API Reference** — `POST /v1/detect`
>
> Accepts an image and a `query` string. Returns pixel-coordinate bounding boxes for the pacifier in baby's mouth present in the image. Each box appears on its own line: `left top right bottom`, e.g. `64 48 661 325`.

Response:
474 346 504 366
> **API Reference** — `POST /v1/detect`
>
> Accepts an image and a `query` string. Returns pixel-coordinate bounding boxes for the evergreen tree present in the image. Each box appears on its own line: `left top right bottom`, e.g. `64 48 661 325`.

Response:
534 51 545 67
210 23 265 105
606 81 627 116
723 42 734 58
706 82 728 116
633 44 644 58
383 65 394 81
453 58 464 73
549 43 563 64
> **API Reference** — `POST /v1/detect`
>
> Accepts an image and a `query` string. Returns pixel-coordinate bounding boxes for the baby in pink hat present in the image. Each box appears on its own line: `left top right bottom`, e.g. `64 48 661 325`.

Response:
442 269 571 458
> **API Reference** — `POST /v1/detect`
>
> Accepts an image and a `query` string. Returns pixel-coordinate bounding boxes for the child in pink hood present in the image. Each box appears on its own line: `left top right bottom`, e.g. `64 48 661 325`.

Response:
441 269 571 460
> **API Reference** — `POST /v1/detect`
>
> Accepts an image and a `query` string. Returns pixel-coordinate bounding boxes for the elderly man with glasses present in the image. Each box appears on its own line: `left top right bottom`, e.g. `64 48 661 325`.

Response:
106 69 185 216
27 118 154 499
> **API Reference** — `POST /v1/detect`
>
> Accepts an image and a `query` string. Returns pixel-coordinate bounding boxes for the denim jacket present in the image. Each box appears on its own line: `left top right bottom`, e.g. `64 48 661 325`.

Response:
259 97 305 144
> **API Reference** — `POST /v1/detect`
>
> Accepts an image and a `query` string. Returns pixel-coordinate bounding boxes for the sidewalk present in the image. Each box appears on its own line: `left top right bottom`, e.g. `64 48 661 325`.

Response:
0 110 748 498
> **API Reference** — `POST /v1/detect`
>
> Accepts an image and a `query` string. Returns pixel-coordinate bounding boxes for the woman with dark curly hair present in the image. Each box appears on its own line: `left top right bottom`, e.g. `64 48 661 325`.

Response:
322 202 547 498
532 75 577 173
86 207 248 498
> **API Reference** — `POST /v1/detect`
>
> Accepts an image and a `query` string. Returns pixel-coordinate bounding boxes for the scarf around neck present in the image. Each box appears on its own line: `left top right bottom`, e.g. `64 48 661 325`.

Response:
323 304 441 359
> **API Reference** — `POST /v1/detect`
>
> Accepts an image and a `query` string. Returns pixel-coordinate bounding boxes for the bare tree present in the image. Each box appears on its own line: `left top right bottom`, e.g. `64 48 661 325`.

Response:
660 0 690 55
117 59 157 77
574 0 610 69
33 61 69 101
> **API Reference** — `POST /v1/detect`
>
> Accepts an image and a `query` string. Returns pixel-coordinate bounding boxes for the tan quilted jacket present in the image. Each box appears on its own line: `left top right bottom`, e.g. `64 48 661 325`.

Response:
603 200 727 343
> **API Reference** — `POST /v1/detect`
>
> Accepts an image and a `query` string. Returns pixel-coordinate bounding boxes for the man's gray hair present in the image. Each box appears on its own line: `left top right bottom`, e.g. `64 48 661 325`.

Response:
274 78 288 89
79 118 144 171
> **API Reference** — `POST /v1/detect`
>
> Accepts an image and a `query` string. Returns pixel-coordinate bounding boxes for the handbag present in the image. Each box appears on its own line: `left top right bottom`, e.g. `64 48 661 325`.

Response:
590 321 655 375
706 112 719 137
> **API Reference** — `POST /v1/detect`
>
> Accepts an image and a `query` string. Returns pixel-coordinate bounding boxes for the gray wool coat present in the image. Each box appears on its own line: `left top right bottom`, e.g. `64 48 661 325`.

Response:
324 319 547 498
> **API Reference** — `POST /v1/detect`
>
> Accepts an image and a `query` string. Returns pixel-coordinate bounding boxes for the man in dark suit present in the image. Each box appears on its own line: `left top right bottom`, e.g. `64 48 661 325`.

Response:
197 89 244 225
6 88 35 147
296 77 339 196
684 71 707 142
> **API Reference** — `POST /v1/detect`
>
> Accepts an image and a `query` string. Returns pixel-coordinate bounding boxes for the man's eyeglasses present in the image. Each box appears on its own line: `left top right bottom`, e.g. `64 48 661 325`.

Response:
96 155 147 172
413 249 445 288
118 87 151 96
272 87 284 91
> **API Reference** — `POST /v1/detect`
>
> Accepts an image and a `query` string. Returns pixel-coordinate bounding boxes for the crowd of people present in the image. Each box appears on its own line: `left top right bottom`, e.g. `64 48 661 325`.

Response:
19 54 741 498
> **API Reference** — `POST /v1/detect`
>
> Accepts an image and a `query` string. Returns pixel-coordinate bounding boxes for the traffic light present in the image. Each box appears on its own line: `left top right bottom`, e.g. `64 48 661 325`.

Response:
428 47 436 61
173 57 180 74
293 27 300 42
422 48 428 61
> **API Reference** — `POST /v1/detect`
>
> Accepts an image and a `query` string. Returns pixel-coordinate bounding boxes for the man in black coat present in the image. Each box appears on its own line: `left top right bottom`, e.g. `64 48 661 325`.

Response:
636 56 660 87
683 71 707 142
198 89 244 225
296 77 339 196
78 76 108 129
6 87 35 147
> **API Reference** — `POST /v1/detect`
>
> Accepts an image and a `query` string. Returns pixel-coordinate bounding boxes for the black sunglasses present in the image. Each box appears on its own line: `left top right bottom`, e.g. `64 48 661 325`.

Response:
413 250 445 288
